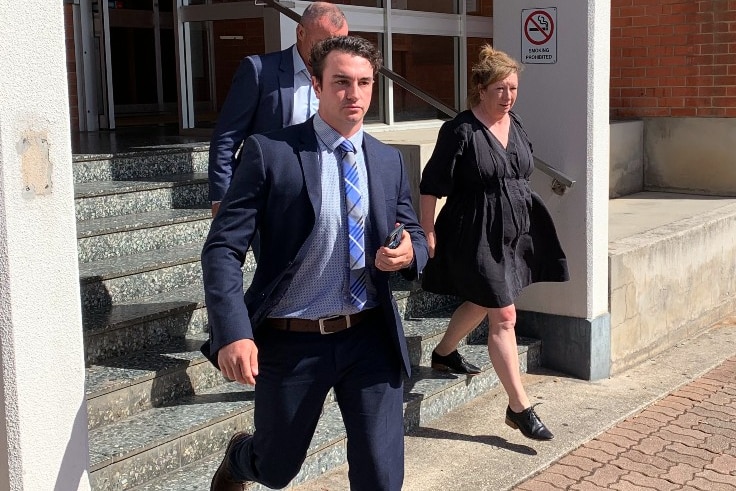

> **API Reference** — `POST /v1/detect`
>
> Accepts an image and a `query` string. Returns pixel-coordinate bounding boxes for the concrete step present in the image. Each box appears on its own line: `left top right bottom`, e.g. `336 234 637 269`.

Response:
82 281 211 365
74 173 209 221
82 266 265 364
77 208 212 263
73 146 209 183
81 268 452 365
89 340 540 491
85 306 463 429
86 332 221 430
390 275 460 319
79 242 205 318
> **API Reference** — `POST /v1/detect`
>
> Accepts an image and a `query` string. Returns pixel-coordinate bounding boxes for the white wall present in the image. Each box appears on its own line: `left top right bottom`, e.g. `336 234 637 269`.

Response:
493 1 610 323
0 1 91 489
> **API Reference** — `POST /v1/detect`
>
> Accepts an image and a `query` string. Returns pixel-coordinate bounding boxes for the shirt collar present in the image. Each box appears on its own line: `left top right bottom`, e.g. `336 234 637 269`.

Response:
292 44 309 76
313 113 364 154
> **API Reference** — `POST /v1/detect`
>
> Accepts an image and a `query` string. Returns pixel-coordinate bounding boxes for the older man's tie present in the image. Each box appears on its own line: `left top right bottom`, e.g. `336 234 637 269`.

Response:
339 139 367 309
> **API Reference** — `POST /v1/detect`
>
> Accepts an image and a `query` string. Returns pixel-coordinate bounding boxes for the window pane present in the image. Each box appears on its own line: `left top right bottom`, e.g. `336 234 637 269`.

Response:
186 23 381 128
466 0 492 17
321 0 384 6
186 18 265 127
392 34 456 122
186 0 252 5
390 0 456 14
466 36 492 108
351 32 382 123
109 0 153 9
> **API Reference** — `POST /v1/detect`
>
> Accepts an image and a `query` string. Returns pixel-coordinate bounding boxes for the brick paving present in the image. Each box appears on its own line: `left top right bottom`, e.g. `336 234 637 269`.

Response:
513 357 736 491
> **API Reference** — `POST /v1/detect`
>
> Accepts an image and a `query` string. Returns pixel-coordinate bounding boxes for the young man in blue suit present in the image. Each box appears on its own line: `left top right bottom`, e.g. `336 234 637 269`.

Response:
208 2 349 216
202 36 428 490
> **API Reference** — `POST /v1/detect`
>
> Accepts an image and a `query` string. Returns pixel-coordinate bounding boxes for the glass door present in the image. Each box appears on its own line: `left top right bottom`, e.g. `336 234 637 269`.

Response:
175 1 268 130
99 0 177 127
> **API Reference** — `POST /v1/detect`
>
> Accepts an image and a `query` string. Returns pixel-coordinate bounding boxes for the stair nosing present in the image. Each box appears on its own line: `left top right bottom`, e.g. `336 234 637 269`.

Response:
79 242 203 283
74 173 208 200
77 208 212 239
73 145 209 163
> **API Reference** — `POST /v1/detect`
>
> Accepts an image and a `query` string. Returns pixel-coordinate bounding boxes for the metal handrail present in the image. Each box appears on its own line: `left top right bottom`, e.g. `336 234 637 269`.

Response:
256 0 458 118
255 0 575 195
534 157 575 195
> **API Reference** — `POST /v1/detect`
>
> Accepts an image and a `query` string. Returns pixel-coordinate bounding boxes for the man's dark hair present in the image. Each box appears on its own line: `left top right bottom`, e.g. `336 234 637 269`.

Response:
310 36 383 82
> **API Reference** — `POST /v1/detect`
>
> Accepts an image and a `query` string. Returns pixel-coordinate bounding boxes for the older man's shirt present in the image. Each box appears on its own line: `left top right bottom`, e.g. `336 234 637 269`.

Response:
289 45 319 125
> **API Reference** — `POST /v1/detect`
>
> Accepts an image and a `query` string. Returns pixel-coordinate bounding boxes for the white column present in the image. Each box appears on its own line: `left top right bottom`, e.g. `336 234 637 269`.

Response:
0 1 91 489
493 1 611 379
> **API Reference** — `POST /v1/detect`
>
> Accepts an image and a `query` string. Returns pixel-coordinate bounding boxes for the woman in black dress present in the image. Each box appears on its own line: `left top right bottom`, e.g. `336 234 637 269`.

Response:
419 45 568 441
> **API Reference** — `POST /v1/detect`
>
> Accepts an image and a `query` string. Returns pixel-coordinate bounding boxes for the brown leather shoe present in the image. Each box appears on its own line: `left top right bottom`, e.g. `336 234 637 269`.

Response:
210 431 250 491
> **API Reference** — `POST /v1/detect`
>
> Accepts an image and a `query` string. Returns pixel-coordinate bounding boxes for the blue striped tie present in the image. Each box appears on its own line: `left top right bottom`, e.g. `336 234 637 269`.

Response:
339 140 366 309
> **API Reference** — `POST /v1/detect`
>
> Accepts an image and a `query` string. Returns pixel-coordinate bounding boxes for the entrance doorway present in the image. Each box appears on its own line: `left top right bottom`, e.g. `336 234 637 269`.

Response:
93 0 178 128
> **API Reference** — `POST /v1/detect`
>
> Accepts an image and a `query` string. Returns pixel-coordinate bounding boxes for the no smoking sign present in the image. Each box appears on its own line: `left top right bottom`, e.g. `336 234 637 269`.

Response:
521 7 557 64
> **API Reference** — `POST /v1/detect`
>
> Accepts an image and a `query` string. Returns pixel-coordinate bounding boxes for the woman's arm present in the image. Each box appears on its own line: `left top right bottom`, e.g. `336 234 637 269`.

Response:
420 194 438 258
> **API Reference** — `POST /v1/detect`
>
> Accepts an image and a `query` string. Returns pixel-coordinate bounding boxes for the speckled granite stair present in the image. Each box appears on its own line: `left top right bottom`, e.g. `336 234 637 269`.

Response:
86 305 460 429
75 173 209 221
389 275 460 318
79 242 204 316
77 208 212 263
85 301 538 489
73 146 209 184
83 268 256 364
116 341 539 491
73 145 544 491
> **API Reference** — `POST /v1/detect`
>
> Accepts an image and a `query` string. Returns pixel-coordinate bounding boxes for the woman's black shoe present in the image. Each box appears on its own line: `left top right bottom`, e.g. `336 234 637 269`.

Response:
505 405 554 441
431 349 481 374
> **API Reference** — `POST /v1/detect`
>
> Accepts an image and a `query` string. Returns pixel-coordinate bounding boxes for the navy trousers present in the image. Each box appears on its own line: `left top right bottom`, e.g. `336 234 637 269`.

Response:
229 316 405 490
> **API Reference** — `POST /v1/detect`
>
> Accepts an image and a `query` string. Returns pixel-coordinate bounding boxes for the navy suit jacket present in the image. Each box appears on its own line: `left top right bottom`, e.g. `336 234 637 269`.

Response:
208 46 298 202
201 119 429 376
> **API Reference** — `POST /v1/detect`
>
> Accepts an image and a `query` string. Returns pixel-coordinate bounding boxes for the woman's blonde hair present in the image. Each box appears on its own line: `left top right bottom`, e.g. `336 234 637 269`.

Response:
467 44 522 108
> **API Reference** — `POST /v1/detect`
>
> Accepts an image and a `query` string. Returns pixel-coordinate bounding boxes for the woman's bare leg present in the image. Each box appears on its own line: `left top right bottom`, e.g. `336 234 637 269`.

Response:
434 301 489 356
487 304 530 412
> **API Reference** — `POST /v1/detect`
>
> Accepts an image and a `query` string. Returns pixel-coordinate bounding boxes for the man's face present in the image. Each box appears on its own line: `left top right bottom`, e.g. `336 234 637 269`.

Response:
297 17 349 73
313 51 374 137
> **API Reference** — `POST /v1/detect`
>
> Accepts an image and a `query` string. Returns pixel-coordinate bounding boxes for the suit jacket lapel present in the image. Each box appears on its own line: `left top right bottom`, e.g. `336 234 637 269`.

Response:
364 137 388 251
298 120 322 220
278 46 295 126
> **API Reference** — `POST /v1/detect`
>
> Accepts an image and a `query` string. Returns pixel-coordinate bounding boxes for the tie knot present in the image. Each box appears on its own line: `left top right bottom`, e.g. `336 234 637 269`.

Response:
339 139 356 154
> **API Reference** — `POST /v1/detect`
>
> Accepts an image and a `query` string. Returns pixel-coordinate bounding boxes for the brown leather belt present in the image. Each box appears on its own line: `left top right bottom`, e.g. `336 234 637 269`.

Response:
264 308 379 334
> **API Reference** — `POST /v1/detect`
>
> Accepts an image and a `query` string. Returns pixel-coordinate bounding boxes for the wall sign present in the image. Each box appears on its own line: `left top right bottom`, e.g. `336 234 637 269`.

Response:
521 7 557 64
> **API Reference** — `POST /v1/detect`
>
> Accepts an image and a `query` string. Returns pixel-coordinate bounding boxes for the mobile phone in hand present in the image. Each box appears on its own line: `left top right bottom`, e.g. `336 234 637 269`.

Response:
383 224 405 249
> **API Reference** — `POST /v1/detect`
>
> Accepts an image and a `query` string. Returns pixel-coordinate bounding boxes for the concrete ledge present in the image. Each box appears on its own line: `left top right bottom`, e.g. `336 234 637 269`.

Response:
609 194 736 374
515 311 611 381
369 124 442 212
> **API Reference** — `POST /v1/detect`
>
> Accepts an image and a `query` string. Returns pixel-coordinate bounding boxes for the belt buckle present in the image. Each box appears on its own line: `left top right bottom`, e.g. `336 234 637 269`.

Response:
318 314 349 335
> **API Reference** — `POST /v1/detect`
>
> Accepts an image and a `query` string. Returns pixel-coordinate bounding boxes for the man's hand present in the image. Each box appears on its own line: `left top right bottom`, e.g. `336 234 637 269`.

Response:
217 339 259 385
211 201 221 217
375 223 414 271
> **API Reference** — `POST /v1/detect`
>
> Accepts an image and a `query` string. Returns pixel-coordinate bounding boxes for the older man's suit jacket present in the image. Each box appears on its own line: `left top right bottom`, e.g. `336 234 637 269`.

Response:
201 119 429 376
208 46 298 202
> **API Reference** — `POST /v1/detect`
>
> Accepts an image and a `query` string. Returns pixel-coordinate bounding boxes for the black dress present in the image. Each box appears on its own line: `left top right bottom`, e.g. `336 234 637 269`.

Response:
419 110 569 308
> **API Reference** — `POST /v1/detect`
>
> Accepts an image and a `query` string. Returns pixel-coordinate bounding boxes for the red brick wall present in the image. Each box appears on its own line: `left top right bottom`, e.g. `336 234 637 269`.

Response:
64 4 80 131
610 0 736 118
